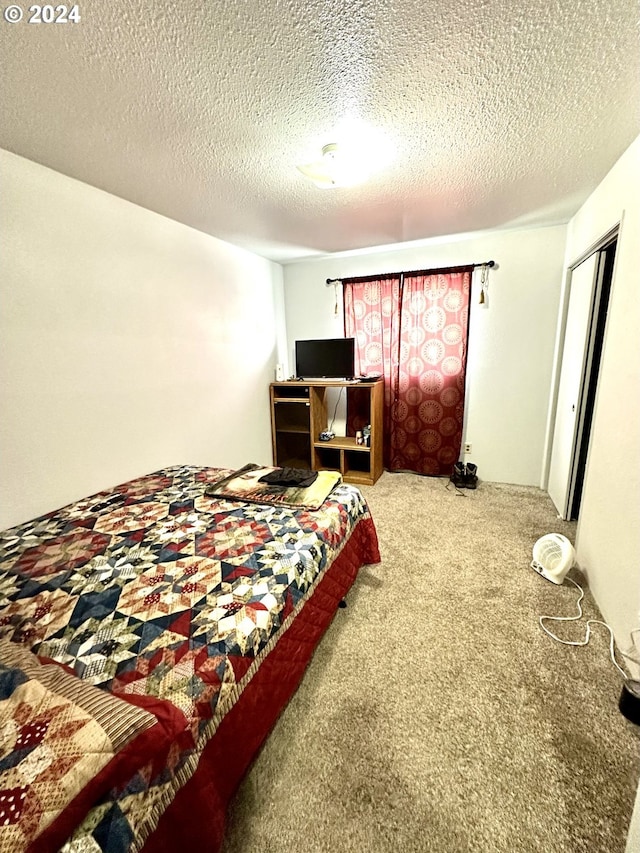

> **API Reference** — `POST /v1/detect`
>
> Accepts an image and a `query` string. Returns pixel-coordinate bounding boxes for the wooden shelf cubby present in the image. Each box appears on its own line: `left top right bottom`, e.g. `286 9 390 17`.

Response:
269 379 383 486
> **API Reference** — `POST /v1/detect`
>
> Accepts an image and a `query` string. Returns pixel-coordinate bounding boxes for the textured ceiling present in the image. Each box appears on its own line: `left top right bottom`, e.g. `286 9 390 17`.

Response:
1 0 639 262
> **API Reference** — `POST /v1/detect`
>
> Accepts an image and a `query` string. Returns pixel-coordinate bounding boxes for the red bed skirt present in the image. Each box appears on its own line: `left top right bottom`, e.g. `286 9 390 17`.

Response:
143 515 380 852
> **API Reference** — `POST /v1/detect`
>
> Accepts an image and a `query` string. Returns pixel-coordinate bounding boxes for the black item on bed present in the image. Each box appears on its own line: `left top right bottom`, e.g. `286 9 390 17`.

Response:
258 467 318 487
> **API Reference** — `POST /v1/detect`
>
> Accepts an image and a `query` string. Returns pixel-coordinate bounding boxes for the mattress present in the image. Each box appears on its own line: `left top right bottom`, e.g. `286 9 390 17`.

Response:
0 464 380 851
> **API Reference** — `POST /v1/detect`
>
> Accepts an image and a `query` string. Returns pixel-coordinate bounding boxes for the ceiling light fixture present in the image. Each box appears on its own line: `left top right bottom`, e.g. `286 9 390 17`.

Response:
296 142 372 189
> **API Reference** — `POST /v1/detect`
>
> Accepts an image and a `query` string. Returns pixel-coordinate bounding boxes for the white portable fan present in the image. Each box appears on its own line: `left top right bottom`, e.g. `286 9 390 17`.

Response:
531 533 575 584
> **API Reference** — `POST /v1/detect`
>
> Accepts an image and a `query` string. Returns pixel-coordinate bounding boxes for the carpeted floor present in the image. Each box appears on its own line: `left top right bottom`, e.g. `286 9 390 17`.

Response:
220 473 640 853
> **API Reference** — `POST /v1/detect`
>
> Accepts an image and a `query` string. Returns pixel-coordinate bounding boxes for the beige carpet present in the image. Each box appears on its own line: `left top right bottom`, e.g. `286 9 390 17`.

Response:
220 473 640 853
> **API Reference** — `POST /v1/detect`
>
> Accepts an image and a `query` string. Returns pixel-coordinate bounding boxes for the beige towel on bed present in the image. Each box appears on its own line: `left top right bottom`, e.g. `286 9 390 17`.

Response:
205 464 342 510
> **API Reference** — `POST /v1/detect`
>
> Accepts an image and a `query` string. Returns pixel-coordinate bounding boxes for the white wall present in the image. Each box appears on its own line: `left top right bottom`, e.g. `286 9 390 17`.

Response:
563 135 640 672
283 225 567 486
0 150 283 530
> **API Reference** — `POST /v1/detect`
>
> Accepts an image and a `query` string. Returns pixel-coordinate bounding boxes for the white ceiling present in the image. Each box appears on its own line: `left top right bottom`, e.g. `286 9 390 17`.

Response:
1 0 639 262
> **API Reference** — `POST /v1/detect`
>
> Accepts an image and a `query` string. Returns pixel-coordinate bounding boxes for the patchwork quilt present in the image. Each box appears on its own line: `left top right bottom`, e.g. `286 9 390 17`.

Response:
0 465 380 852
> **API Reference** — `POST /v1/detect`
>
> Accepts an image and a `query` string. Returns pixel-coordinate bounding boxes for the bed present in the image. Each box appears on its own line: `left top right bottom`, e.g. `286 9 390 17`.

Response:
0 464 380 852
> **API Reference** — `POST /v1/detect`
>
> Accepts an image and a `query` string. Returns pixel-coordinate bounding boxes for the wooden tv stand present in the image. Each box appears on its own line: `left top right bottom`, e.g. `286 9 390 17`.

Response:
269 378 383 486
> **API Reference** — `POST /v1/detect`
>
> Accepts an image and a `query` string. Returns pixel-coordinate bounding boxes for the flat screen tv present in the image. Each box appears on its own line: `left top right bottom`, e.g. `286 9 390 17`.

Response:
295 337 356 379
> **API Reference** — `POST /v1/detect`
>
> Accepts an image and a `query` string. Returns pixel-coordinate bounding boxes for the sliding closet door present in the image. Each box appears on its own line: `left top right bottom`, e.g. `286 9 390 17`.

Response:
547 254 599 517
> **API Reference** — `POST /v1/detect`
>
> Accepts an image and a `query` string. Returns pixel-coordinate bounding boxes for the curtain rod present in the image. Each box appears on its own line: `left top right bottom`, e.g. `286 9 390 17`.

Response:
325 260 495 286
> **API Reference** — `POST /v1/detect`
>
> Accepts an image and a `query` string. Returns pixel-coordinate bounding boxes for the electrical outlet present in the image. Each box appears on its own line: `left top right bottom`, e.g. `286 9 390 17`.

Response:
464 442 472 454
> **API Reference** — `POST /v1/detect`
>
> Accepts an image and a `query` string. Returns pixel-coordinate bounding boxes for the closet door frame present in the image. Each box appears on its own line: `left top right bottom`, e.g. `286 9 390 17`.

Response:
544 225 618 520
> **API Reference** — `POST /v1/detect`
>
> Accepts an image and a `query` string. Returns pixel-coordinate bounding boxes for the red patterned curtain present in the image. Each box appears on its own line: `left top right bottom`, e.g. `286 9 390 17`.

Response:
343 276 402 467
344 267 473 476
